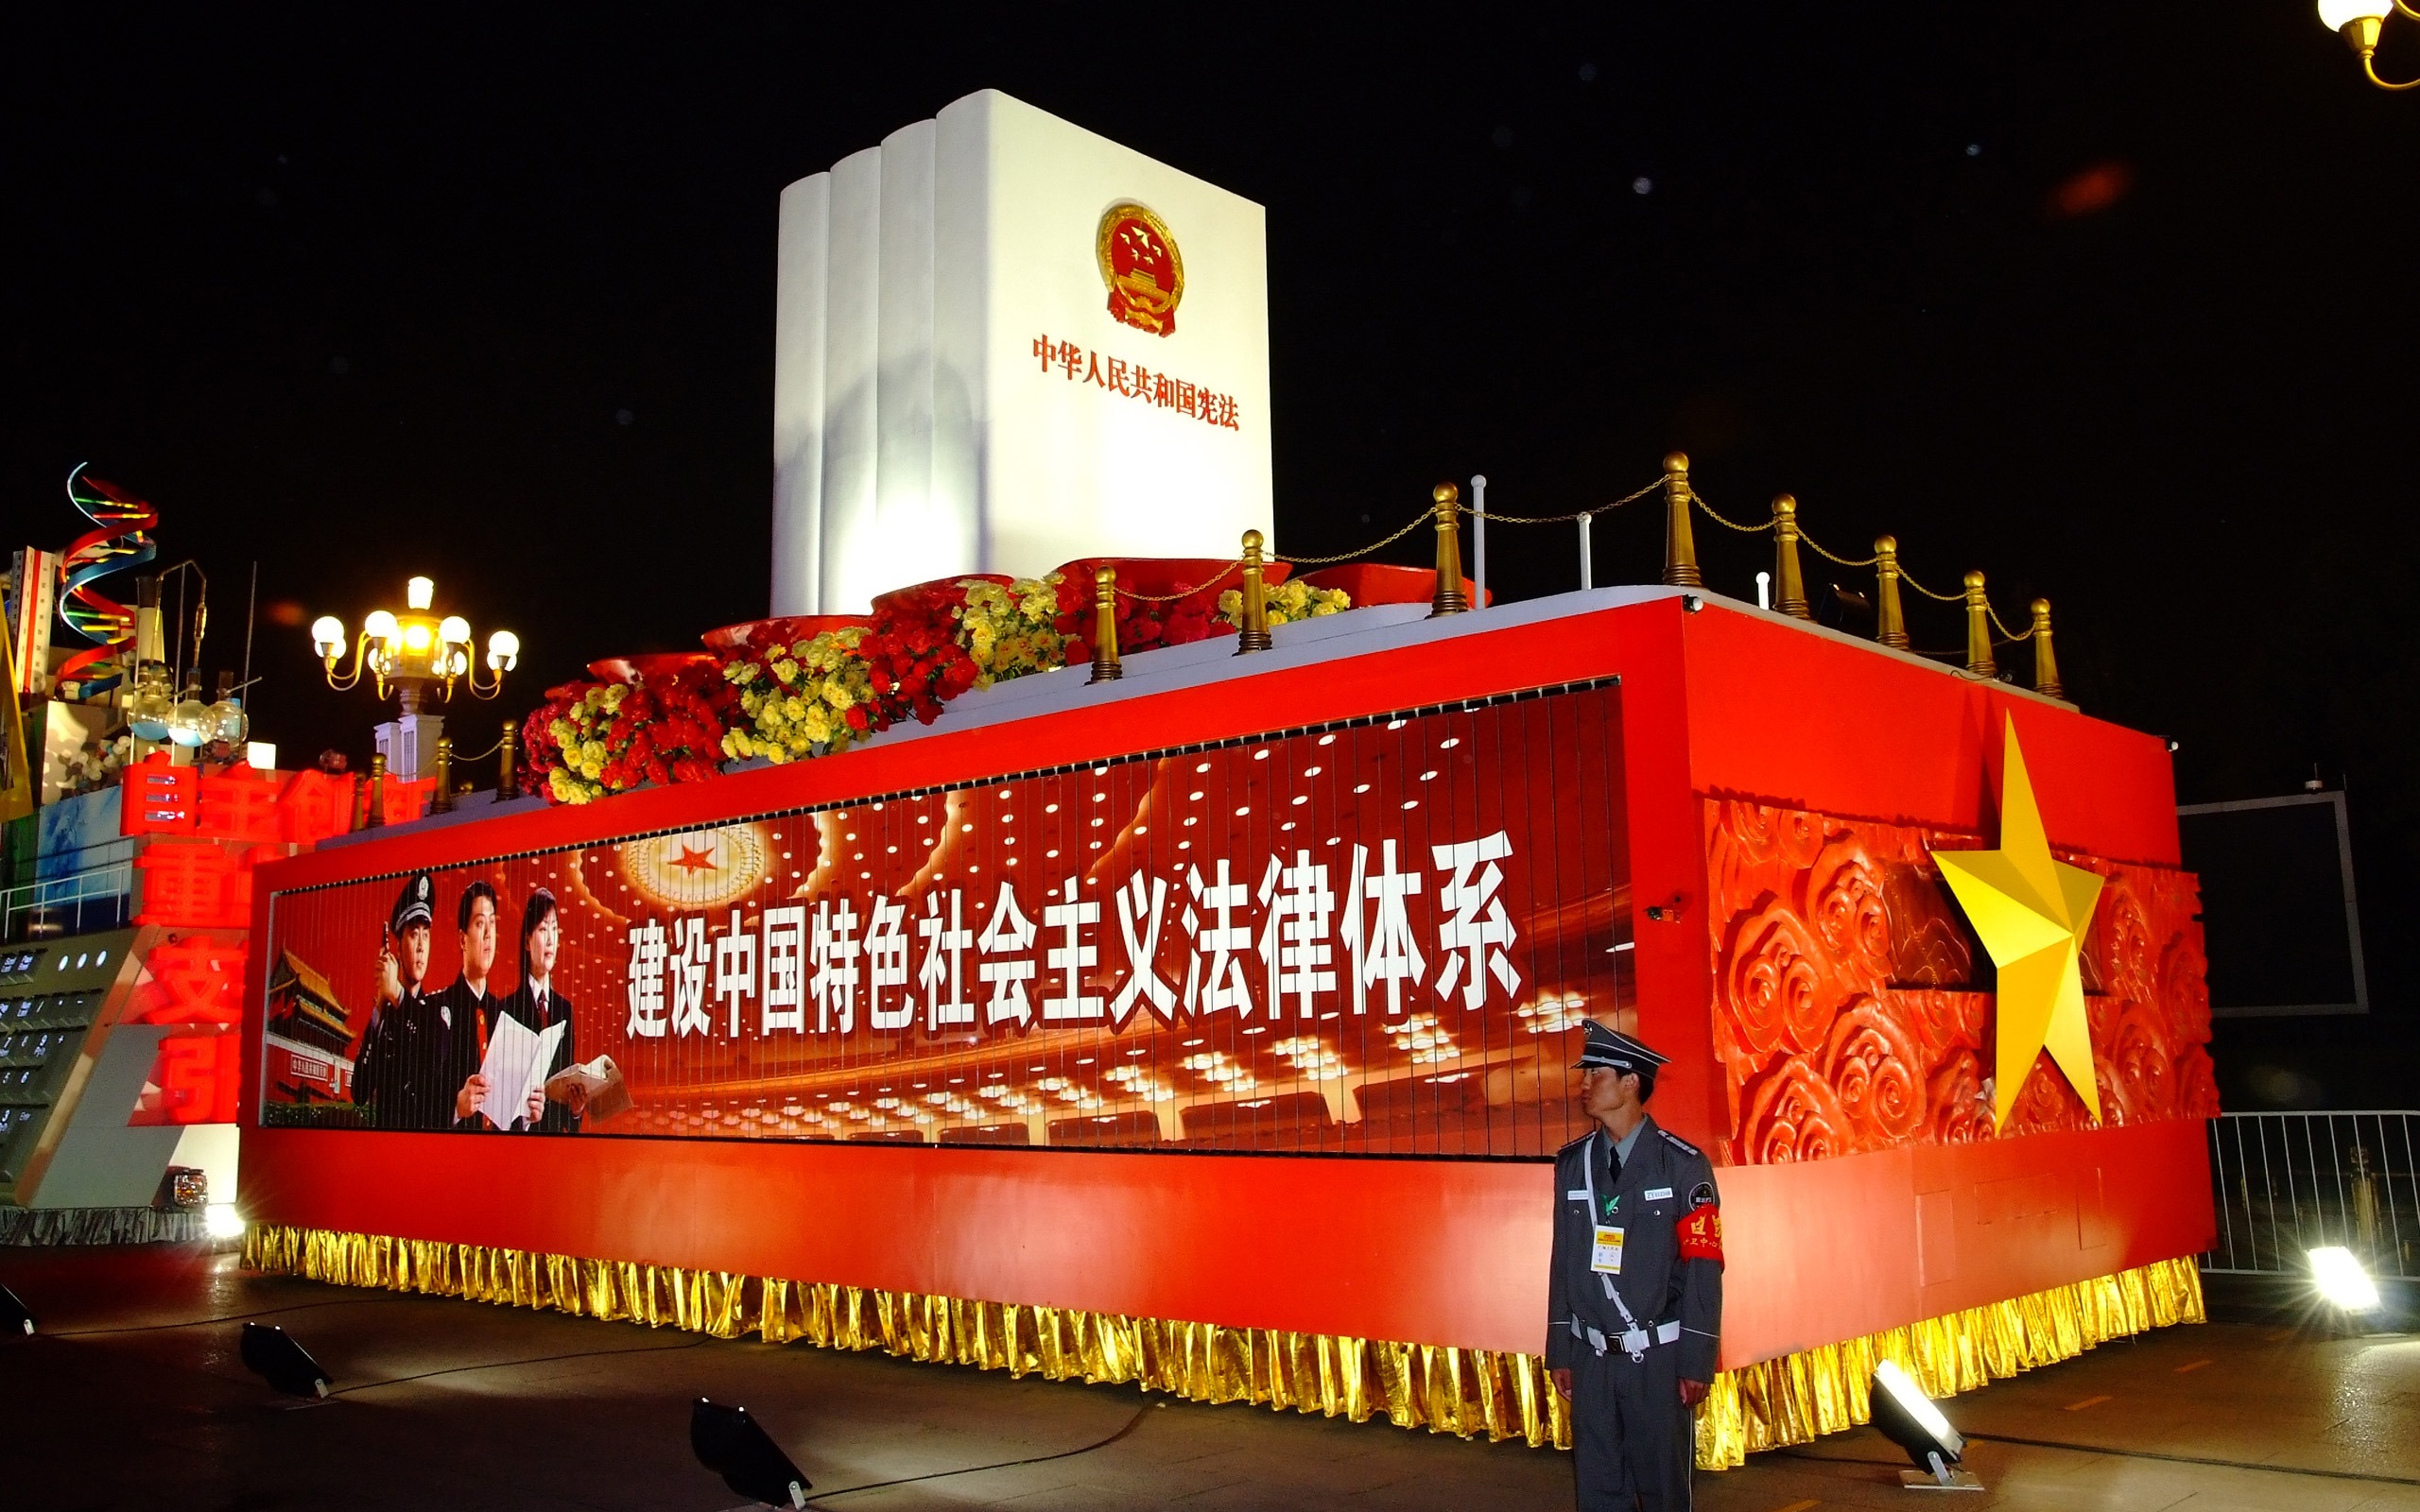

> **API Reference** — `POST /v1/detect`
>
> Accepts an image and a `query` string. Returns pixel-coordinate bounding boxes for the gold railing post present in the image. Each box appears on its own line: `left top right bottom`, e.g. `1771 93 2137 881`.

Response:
1088 567 1123 683
1771 493 1810 619
433 736 454 812
2031 599 2063 700
1660 451 1701 588
1236 530 1272 654
366 751 387 829
1963 572 1997 679
497 719 518 801
1874 536 1908 649
1429 482 1469 616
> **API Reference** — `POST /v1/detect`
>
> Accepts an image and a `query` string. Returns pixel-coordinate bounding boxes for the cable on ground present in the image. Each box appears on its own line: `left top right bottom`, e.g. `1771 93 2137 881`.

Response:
792 1401 1158 1505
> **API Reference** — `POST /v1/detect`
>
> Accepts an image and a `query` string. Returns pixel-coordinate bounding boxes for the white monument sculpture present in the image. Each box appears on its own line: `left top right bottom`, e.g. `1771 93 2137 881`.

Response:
769 89 1272 615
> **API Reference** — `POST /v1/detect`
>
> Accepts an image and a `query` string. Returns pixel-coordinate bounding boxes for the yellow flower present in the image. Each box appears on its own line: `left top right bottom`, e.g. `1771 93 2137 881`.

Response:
823 682 853 712
771 659 799 684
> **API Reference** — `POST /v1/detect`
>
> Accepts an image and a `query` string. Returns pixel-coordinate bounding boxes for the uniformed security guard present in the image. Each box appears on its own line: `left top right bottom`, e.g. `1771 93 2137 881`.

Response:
1547 1022 1724 1511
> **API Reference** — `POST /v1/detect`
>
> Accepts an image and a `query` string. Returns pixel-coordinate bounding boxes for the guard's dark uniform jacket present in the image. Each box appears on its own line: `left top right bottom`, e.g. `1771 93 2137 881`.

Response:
1547 1115 1723 1511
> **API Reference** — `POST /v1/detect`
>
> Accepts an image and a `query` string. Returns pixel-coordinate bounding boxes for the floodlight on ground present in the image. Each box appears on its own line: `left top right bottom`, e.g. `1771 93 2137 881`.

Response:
1870 1359 1981 1492
1 1283 32 1335
205 1203 246 1240
691 1399 810 1508
2310 1246 2382 1312
240 1322 332 1398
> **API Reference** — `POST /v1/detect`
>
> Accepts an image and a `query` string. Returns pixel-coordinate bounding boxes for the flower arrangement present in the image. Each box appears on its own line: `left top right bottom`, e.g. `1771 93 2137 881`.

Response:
721 627 886 765
525 563 1354 804
527 662 739 804
518 682 581 797
958 575 1073 686
1218 577 1349 631
853 596 983 725
1055 566 1228 662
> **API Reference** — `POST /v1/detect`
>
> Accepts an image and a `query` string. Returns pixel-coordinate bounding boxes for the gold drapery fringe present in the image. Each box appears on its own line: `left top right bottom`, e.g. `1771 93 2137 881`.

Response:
1691 1256 2204 1469
242 1225 2200 1470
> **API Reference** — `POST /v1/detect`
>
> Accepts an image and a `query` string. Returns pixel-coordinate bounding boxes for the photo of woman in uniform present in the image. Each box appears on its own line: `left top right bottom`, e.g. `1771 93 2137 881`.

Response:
491 887 581 1133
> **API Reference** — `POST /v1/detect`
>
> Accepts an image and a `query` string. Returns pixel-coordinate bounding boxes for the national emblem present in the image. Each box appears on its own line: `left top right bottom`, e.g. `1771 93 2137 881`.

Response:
1097 201 1183 336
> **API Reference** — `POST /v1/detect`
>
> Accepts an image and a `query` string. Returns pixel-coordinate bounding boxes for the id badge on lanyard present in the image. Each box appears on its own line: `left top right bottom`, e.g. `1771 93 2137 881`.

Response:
1582 1133 1625 1274
1591 1225 1625 1275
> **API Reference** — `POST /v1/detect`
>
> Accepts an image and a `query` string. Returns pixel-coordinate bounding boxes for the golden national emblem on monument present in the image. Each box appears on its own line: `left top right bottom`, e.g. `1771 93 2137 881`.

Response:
1098 201 1184 336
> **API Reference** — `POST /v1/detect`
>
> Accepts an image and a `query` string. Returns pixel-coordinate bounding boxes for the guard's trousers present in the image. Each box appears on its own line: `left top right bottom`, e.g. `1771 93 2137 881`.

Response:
1569 1343 1693 1512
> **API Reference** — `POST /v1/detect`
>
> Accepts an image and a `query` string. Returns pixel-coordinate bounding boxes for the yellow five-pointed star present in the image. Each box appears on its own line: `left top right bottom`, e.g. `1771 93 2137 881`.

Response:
1933 720 2105 1130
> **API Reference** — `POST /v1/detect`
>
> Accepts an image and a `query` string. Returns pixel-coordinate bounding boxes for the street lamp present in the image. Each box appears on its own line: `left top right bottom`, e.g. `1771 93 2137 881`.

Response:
311 576 518 782
312 576 517 711
2319 0 2420 90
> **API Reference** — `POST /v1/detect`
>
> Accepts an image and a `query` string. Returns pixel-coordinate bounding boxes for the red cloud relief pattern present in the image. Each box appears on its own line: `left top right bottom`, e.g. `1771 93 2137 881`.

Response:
1703 799 2219 1166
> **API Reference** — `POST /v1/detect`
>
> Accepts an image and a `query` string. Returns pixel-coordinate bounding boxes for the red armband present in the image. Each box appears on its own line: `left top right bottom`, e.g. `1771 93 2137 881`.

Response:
1676 1206 1724 1267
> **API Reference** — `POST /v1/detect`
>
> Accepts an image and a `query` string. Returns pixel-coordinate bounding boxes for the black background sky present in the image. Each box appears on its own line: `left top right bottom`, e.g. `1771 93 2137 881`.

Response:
9 8 2418 1093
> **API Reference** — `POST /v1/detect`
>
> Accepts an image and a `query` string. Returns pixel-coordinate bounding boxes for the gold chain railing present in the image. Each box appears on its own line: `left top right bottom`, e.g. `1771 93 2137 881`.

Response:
1081 452 2070 703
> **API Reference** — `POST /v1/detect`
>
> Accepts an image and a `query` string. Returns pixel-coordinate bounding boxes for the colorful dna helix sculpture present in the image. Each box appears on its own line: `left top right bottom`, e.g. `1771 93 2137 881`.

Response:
54 462 158 698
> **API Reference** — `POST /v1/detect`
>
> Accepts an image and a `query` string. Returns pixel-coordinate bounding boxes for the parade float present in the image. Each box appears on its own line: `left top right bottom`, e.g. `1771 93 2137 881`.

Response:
232 90 2214 1469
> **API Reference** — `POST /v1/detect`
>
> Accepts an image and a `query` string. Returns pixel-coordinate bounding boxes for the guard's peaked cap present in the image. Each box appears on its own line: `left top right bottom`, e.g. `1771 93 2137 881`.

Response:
1572 1020 1668 1074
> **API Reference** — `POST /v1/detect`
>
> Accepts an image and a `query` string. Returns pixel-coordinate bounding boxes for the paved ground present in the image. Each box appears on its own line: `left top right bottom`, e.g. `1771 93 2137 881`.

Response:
2 1245 2416 1511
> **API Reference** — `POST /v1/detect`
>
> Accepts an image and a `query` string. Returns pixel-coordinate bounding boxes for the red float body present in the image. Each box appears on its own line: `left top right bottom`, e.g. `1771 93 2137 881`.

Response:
239 593 2215 1367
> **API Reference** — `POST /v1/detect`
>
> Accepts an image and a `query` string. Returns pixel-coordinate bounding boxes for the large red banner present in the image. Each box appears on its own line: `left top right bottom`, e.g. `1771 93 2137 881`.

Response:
261 681 1629 1157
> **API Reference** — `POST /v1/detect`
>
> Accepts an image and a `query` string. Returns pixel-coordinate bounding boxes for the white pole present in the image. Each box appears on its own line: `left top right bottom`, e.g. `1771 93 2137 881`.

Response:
1470 473 1488 610
1579 514 1593 591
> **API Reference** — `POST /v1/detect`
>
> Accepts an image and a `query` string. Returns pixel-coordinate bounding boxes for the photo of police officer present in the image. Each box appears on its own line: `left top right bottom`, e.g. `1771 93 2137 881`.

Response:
490 887 580 1133
349 874 446 1129
436 880 505 1127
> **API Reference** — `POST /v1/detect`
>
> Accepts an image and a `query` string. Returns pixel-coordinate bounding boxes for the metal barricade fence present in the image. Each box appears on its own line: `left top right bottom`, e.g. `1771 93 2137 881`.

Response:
2204 1111 2420 1278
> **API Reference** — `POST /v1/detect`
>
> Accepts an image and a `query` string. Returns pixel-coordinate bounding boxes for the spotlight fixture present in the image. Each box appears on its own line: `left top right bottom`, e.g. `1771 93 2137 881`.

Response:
240 1322 333 1399
1681 593 1704 613
691 1399 811 1508
2309 1246 2382 1312
1 1282 33 1335
1869 1359 1980 1492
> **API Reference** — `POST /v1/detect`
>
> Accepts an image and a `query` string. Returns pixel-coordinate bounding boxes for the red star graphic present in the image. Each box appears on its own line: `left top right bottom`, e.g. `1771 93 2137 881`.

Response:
668 843 717 874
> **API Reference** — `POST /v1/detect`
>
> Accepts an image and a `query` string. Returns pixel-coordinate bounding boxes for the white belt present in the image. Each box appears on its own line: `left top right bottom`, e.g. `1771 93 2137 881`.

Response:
1569 1314 1682 1361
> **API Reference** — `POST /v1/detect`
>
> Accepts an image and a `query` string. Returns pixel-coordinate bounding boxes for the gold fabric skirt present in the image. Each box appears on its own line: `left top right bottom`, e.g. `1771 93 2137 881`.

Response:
242 1225 2202 1469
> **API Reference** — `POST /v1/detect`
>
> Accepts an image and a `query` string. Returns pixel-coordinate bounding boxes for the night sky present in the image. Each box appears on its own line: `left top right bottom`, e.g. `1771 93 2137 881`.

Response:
9 9 2419 1084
